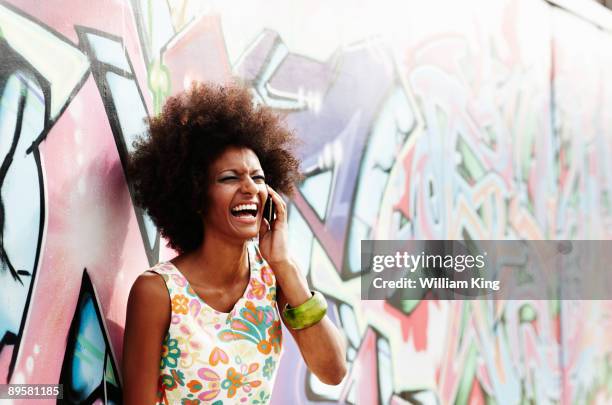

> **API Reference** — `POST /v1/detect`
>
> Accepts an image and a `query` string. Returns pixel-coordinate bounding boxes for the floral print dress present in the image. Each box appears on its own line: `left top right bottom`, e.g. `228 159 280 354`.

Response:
148 241 282 405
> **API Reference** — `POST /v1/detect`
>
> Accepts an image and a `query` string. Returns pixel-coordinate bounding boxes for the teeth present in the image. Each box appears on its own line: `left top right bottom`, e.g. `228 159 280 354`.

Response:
232 203 257 212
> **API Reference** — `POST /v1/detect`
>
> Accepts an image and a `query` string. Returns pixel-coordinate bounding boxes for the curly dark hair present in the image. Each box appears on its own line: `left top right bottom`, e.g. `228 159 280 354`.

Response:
127 82 302 254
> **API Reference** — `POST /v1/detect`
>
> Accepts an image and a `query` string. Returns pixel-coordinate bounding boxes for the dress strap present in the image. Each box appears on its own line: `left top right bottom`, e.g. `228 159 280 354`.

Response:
250 240 266 267
144 262 185 297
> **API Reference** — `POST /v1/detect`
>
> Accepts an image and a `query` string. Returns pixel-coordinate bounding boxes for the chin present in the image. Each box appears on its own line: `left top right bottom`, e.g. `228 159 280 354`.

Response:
238 233 257 241
232 227 259 241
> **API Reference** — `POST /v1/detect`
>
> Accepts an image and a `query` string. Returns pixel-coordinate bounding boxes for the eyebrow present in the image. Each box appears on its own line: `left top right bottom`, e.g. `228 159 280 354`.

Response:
217 168 264 176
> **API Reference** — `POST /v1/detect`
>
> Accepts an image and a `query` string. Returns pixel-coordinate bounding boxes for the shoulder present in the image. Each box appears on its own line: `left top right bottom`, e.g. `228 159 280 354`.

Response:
131 270 168 296
127 270 171 322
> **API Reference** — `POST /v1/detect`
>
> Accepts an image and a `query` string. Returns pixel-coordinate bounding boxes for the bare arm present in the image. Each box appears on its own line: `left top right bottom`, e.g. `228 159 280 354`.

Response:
259 186 347 384
122 272 170 405
275 260 347 385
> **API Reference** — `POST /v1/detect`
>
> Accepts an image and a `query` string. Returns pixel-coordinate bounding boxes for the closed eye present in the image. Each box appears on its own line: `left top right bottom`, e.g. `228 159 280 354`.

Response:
219 175 264 182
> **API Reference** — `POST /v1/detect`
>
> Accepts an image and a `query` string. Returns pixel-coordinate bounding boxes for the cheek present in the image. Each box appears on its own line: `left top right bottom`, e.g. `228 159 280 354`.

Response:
207 188 233 213
203 196 230 227
257 186 268 204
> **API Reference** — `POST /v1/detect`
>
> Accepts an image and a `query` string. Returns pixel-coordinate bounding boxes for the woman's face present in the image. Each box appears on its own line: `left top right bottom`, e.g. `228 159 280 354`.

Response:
202 146 269 242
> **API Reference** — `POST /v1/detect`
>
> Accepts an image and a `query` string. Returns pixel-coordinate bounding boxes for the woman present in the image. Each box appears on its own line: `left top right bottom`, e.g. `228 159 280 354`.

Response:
122 82 347 404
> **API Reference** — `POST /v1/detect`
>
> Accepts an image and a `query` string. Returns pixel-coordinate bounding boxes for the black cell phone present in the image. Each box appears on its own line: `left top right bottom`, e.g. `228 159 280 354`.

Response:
263 195 275 223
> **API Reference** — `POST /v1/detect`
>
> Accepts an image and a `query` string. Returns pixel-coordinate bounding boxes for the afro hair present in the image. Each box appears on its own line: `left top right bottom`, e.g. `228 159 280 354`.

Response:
127 82 302 254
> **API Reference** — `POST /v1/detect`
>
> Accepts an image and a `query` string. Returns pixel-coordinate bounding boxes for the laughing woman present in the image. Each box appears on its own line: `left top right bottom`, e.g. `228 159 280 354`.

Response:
122 83 347 405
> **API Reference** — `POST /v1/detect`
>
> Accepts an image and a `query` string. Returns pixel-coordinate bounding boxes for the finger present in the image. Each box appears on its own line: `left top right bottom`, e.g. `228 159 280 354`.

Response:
266 186 287 212
268 186 287 208
267 186 287 223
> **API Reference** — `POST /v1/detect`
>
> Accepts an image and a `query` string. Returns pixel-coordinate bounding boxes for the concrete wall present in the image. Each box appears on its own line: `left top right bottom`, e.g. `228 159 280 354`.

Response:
1 0 611 403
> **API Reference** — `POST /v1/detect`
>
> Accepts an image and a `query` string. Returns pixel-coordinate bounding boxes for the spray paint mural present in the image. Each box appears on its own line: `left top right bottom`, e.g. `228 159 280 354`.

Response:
1 0 611 403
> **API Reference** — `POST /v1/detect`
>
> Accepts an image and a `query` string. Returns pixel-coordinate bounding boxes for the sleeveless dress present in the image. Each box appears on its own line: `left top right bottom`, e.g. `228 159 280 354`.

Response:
147 241 283 405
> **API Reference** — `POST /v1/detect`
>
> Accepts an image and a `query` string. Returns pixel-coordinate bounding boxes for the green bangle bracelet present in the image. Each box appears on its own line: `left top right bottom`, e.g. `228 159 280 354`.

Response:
282 291 327 330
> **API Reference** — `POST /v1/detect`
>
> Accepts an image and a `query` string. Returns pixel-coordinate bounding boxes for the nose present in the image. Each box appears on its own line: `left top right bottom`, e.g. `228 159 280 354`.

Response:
240 176 259 194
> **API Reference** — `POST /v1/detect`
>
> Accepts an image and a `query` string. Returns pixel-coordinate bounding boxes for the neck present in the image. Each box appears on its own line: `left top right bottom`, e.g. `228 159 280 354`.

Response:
188 231 249 287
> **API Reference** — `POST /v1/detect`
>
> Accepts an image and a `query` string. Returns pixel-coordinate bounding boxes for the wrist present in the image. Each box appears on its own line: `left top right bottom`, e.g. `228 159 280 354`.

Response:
268 258 298 281
283 291 328 330
267 257 292 269
271 260 311 307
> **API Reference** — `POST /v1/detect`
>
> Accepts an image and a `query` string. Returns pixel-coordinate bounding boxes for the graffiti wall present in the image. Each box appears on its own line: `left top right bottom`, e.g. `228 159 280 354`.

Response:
1 0 611 403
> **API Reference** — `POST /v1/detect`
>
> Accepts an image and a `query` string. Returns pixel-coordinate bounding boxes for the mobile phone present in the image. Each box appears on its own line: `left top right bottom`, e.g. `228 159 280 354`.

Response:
263 195 275 223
